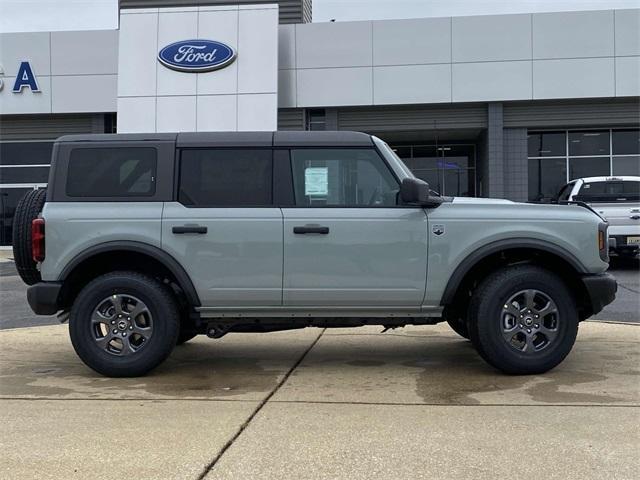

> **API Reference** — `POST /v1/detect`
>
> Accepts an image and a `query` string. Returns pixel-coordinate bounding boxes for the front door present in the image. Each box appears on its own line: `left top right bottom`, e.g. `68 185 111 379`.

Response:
162 148 282 306
282 148 428 307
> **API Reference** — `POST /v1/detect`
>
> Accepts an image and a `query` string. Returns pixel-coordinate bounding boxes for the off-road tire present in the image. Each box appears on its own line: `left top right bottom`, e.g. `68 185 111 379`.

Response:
467 265 579 375
12 188 46 285
69 271 180 377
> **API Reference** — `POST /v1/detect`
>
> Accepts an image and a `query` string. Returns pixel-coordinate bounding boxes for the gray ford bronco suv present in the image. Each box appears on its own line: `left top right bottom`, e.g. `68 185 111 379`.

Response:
13 131 617 377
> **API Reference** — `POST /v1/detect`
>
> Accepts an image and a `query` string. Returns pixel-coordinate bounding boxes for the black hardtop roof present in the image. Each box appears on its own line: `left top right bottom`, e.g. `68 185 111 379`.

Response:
56 131 373 148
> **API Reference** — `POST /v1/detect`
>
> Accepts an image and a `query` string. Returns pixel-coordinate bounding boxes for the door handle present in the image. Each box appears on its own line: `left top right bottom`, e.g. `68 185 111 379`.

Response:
630 215 640 220
293 225 330 234
172 225 208 234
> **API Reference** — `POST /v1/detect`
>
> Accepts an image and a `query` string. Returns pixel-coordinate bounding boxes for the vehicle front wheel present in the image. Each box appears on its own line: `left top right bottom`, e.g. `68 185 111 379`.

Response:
468 265 578 375
69 271 180 377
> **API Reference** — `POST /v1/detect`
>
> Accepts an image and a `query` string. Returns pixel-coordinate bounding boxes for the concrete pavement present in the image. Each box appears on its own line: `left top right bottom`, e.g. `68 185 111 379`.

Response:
1 322 638 479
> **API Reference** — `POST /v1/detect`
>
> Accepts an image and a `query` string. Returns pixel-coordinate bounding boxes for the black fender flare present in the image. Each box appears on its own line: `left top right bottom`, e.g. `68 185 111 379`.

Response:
440 238 588 306
59 240 201 306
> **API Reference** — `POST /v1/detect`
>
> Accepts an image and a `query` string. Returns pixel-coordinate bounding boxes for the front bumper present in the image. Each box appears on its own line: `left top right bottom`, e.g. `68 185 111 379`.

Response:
581 273 617 317
27 282 62 315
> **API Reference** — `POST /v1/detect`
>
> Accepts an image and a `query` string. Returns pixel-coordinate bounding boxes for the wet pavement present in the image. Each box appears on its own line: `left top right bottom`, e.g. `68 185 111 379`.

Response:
0 322 638 479
1 254 638 478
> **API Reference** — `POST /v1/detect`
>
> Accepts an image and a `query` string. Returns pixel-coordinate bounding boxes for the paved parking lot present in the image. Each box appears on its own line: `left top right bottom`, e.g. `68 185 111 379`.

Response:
0 255 638 479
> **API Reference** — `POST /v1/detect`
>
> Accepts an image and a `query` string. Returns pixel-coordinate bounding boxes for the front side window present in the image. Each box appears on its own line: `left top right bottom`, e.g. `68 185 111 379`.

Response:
179 149 272 207
290 149 399 207
66 147 156 197
556 182 574 202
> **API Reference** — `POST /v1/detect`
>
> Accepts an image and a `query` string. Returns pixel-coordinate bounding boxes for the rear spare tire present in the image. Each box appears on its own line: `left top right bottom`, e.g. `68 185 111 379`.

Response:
12 189 46 285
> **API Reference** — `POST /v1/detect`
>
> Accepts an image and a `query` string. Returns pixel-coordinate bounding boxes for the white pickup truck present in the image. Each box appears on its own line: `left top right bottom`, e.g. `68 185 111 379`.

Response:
557 176 640 258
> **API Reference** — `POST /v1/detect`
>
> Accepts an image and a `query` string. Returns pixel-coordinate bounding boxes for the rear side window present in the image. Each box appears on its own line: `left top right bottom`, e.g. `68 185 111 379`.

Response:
575 180 640 202
179 149 272 206
66 147 157 197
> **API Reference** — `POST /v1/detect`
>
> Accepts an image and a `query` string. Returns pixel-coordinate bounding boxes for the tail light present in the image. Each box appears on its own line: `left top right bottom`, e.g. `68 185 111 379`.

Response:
31 218 45 262
598 222 608 262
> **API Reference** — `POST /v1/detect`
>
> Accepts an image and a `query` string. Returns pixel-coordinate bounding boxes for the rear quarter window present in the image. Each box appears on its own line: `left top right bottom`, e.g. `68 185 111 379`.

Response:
66 147 157 197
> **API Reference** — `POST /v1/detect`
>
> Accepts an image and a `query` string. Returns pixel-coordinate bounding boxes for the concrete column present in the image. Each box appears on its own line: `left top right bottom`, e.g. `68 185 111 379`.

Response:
503 128 529 202
325 108 338 130
485 102 505 198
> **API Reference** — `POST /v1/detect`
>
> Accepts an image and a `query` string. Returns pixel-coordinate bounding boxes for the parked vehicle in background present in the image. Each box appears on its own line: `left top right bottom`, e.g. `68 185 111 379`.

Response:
12 132 616 377
557 176 640 258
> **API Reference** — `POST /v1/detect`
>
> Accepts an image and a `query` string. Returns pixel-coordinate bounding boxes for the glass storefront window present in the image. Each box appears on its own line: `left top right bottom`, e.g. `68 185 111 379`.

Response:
568 157 610 180
612 156 640 176
0 166 49 184
413 169 442 194
528 158 567 201
443 165 474 197
306 109 326 131
391 144 476 197
527 132 566 157
0 142 53 165
0 187 36 246
612 130 640 155
568 131 609 156
528 129 640 201
412 146 438 159
391 146 411 159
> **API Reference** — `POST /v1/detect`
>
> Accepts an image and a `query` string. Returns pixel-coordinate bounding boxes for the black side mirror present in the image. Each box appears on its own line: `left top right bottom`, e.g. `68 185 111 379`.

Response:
400 178 442 206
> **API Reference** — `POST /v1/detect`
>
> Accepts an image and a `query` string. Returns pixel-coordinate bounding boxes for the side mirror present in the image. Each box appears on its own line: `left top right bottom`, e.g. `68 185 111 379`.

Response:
400 178 442 206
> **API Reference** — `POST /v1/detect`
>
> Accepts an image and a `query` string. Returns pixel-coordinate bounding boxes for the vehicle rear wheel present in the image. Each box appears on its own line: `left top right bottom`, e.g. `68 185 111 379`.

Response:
69 271 180 377
446 317 469 340
12 188 46 285
467 265 578 375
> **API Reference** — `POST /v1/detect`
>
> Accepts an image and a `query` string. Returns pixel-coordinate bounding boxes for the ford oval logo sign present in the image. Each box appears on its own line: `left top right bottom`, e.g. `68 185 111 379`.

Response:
158 39 236 72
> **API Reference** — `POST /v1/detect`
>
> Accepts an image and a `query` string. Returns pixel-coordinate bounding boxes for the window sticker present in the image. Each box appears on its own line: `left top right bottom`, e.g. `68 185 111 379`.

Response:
305 167 328 196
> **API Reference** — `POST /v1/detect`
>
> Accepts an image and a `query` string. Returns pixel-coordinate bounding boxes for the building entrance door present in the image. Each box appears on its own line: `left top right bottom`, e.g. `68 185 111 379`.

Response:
392 144 477 197
0 185 43 247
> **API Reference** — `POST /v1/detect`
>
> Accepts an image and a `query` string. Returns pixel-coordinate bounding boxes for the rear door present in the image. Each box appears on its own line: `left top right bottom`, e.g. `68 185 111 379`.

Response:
280 147 428 307
162 148 283 307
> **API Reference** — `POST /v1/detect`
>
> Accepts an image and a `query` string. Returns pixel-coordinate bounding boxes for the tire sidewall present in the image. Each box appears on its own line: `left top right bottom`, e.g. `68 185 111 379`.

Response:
471 268 578 374
12 189 46 285
69 273 179 377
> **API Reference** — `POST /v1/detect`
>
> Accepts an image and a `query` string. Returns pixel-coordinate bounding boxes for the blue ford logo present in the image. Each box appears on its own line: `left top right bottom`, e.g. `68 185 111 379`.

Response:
158 39 236 72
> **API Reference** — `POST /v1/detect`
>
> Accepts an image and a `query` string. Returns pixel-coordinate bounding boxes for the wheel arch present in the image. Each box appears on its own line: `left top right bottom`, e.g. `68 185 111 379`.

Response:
58 241 200 308
441 238 592 319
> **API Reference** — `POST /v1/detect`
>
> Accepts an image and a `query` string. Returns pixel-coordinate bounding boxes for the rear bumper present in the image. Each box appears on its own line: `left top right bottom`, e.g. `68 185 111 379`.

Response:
27 282 62 315
581 273 617 317
609 235 639 254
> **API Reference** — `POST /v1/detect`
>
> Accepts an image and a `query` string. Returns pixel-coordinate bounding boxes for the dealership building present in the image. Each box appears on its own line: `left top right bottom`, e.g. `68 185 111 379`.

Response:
0 0 639 246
